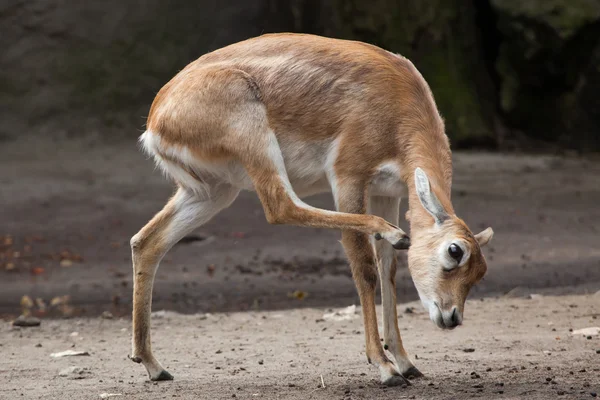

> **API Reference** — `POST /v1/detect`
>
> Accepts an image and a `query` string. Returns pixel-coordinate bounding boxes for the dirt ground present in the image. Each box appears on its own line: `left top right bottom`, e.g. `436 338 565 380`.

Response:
1 295 599 399
1 137 599 316
0 136 600 398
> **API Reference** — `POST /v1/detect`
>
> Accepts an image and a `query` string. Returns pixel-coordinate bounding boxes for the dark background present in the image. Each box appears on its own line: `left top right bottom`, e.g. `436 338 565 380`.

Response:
1 1 599 319
2 0 600 151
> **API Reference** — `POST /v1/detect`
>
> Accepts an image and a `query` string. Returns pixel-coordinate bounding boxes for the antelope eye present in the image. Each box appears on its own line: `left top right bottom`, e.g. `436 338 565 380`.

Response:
448 243 463 263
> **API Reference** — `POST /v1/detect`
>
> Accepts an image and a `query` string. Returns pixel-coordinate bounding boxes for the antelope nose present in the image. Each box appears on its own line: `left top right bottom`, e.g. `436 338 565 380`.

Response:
444 307 462 329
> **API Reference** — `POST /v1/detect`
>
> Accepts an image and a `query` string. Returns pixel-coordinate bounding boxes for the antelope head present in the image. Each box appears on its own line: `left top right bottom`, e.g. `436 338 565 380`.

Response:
408 168 493 329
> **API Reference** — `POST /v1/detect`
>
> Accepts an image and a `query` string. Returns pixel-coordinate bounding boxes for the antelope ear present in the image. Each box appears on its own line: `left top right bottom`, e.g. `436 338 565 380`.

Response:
414 167 449 224
475 227 494 247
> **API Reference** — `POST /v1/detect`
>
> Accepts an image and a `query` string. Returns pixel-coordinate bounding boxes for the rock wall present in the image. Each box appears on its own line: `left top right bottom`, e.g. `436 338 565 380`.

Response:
1 0 599 150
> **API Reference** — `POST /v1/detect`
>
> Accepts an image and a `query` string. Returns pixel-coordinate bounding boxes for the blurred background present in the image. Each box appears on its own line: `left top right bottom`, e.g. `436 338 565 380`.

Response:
1 0 599 319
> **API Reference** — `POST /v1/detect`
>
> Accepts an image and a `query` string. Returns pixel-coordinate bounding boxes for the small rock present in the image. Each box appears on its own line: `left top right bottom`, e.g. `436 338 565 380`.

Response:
99 394 122 399
50 350 90 358
258 360 264 365
572 327 600 336
404 307 415 314
463 348 475 353
35 343 42 348
591 392 597 398
486 367 492 372
101 311 114 320
12 315 41 327
472 384 483 389
322 305 357 322
59 366 89 379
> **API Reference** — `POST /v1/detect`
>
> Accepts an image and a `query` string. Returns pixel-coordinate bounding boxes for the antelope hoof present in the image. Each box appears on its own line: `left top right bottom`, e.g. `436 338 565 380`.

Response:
382 374 410 387
402 366 424 379
151 370 174 381
392 235 411 250
378 361 411 387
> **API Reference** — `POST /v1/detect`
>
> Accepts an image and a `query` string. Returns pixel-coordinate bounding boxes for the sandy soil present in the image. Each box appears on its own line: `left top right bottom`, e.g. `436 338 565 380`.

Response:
0 137 599 317
1 295 599 399
1 137 600 399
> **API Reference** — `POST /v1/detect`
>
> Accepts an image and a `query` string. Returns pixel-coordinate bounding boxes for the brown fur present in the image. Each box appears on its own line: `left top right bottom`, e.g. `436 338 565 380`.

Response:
130 33 491 384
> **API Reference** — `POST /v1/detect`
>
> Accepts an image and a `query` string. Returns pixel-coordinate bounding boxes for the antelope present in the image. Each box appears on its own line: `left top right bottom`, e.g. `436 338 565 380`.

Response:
129 33 494 386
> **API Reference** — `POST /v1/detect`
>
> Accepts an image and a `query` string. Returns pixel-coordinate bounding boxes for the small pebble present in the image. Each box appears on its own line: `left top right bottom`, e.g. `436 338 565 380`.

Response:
591 392 597 398
486 367 492 372
35 343 42 348
258 360 263 365
557 390 565 395
463 348 475 353
12 315 41 327
101 311 113 319
546 378 552 382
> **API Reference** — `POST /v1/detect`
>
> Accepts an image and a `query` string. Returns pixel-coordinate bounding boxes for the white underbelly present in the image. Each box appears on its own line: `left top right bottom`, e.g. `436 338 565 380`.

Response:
141 130 406 200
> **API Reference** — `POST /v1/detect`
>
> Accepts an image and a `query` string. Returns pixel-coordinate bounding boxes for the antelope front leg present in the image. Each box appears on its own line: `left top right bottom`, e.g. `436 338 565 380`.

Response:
371 196 422 378
335 185 409 386
342 229 409 386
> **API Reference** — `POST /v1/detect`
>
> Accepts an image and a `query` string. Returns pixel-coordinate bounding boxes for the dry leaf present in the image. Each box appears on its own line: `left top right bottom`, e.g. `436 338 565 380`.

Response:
290 290 307 300
207 264 216 277
35 298 47 311
21 295 34 309
50 295 70 307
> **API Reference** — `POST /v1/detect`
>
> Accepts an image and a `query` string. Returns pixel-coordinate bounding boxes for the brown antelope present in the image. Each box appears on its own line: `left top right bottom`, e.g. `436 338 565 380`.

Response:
129 33 494 386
